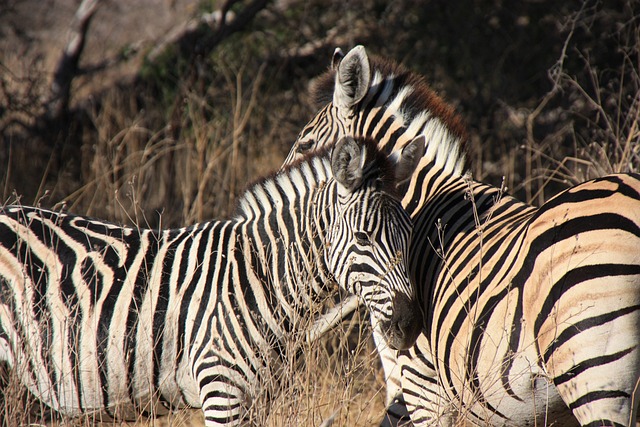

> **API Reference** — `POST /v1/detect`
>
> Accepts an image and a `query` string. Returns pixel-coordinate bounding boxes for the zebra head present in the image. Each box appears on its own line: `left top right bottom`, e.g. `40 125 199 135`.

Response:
283 45 372 165
283 45 466 181
323 135 424 350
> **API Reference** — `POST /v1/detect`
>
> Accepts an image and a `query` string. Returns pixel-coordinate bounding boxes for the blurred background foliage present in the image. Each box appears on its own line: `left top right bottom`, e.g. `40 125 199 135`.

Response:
1 0 638 224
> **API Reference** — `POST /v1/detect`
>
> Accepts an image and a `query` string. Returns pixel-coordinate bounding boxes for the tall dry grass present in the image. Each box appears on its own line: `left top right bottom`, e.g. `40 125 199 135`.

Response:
0 311 387 426
0 284 387 427
1 3 639 425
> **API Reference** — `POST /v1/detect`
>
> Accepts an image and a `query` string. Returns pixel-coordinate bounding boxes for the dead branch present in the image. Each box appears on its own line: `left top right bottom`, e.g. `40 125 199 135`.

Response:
44 0 101 122
146 0 270 65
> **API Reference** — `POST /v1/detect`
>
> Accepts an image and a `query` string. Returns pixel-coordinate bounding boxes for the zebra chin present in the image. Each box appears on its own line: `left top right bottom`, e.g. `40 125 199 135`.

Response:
379 293 423 350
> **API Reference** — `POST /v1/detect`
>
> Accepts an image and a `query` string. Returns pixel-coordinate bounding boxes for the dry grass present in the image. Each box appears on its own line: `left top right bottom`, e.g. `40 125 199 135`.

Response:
51 63 272 228
0 310 387 427
259 313 388 427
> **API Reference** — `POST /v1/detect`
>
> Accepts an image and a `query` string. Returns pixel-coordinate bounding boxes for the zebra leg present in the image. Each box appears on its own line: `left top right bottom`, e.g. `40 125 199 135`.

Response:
198 374 251 427
371 323 412 426
193 352 254 427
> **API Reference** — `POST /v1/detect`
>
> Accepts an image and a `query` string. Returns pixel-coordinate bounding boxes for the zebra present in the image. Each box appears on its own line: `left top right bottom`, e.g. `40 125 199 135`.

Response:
283 45 640 427
0 135 425 426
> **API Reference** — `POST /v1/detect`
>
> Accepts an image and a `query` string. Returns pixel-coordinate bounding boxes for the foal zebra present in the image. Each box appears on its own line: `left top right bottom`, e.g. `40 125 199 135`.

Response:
284 46 640 427
0 136 424 426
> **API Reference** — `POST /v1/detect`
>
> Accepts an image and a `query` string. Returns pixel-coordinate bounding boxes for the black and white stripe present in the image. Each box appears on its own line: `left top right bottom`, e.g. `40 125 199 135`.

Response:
284 46 640 427
0 136 423 426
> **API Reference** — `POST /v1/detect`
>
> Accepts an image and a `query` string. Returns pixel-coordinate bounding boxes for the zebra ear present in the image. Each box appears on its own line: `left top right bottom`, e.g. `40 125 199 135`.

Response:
391 135 426 185
331 136 366 192
333 45 371 112
331 47 345 70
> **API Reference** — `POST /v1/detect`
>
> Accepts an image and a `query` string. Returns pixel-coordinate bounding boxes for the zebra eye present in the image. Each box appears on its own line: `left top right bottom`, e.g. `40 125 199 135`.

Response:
354 231 371 246
296 140 315 153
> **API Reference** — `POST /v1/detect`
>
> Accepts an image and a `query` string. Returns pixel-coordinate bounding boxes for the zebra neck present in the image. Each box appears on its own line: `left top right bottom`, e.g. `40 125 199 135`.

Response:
398 152 470 220
350 108 466 218
412 177 510 250
410 177 534 321
355 77 467 175
234 172 337 338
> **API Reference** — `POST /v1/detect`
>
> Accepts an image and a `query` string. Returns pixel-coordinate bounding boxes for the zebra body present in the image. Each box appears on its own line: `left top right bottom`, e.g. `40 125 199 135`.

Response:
284 46 640 427
405 173 640 427
0 136 423 425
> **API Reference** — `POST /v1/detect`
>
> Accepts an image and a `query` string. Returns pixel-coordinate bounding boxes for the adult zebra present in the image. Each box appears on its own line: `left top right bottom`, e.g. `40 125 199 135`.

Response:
0 135 424 426
284 46 640 427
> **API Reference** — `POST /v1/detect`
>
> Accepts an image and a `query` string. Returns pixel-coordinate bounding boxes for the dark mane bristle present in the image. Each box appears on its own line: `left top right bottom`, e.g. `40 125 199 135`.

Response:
359 136 403 198
234 137 399 216
310 70 337 107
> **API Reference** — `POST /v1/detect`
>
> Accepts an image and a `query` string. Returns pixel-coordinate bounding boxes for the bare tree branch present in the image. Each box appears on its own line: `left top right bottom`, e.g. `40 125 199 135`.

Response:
45 0 101 122
146 0 270 65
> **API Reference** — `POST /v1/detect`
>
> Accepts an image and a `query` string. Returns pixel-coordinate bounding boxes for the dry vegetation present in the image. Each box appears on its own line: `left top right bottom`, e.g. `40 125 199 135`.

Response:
1 0 639 426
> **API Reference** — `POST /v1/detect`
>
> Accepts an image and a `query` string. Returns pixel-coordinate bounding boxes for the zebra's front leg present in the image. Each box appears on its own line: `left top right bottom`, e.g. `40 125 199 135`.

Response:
198 375 251 426
371 323 412 427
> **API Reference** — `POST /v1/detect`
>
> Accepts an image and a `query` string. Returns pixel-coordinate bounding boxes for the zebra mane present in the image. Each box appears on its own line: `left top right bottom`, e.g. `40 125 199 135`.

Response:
235 137 401 218
311 53 469 176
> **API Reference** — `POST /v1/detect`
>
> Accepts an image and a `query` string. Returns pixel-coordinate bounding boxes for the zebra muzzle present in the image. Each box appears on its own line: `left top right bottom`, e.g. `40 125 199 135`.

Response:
382 293 423 350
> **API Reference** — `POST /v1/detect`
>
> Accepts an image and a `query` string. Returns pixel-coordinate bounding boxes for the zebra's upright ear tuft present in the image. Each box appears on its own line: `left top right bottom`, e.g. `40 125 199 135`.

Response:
334 45 371 111
391 135 426 185
331 47 345 70
331 136 366 192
